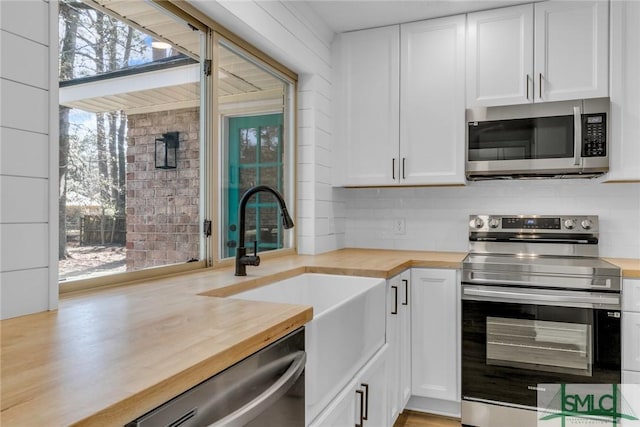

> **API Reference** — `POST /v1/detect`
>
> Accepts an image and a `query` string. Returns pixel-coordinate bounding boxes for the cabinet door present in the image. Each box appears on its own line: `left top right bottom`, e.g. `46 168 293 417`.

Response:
308 378 357 427
398 271 411 409
466 4 534 107
386 273 402 424
605 0 640 182
333 26 400 186
411 269 459 402
534 1 608 102
358 345 389 427
400 16 465 185
387 270 411 426
623 312 640 372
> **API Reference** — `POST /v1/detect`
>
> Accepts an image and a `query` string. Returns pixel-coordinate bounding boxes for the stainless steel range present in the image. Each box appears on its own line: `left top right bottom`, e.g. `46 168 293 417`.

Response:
461 215 622 427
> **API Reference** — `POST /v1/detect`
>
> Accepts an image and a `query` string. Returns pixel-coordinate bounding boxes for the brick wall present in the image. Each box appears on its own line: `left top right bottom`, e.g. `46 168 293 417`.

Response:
125 107 200 271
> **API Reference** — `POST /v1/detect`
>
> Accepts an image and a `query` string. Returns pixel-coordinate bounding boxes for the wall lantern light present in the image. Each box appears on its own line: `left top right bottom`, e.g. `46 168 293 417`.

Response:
155 131 179 169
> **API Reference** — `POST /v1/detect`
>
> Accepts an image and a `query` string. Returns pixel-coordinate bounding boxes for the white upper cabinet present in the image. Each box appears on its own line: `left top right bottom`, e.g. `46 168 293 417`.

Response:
400 15 466 185
604 0 640 182
467 1 609 107
333 26 400 186
333 15 466 187
466 4 534 106
534 1 609 102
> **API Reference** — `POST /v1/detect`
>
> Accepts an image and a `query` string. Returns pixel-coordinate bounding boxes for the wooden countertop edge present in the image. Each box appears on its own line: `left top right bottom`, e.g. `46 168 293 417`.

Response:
72 308 313 427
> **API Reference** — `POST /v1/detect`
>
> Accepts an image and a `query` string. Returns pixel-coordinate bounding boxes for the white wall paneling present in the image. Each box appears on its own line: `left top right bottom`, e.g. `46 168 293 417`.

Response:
0 0 56 319
0 0 49 45
0 128 49 178
0 80 48 134
0 176 49 223
0 268 50 319
1 223 49 273
0 30 49 89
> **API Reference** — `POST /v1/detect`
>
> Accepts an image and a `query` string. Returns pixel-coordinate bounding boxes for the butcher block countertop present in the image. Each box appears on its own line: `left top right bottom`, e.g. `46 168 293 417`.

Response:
1 248 637 426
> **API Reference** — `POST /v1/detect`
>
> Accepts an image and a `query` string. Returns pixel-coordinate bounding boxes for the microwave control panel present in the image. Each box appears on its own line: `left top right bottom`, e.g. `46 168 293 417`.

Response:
582 113 607 157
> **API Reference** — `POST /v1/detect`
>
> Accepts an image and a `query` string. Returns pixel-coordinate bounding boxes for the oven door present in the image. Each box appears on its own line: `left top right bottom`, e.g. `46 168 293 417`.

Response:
461 285 621 409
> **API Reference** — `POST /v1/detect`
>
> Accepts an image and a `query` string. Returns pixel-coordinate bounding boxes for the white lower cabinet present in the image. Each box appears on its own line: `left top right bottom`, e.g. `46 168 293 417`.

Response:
387 271 411 425
410 269 460 415
310 345 389 427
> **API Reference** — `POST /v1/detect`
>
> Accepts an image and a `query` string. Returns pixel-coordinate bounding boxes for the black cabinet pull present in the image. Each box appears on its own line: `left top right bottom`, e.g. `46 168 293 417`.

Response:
361 383 369 420
539 73 543 99
355 389 365 427
391 285 398 314
392 158 396 180
402 157 406 180
402 279 409 306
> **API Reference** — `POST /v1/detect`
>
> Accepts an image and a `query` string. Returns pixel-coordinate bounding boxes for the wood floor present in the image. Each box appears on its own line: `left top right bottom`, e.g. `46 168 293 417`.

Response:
393 411 462 427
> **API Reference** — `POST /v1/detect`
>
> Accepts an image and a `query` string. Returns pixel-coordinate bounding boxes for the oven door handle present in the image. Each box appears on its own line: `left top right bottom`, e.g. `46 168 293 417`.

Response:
462 286 620 308
465 273 614 290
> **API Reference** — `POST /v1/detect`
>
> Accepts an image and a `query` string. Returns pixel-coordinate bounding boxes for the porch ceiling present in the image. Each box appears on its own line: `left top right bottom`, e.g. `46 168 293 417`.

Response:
61 0 285 115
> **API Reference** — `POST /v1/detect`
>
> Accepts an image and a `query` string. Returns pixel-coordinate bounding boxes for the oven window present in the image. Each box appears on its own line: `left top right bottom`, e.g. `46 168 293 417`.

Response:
486 317 592 376
468 115 574 161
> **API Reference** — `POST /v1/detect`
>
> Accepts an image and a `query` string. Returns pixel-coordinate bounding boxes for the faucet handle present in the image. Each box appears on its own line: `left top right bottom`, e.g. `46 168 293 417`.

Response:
253 240 258 256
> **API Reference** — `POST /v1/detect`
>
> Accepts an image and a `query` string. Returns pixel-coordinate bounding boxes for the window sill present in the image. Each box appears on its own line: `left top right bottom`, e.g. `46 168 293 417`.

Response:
59 260 207 295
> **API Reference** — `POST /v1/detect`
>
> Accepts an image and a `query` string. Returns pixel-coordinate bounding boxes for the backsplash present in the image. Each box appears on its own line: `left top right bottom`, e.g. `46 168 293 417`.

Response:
341 180 640 259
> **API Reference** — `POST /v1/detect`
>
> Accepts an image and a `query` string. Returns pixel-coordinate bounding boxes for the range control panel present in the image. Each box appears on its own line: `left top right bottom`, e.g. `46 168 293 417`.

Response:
582 113 607 157
469 215 599 234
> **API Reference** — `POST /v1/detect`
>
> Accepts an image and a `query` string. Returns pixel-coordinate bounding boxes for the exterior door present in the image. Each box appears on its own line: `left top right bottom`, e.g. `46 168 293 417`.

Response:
226 113 283 258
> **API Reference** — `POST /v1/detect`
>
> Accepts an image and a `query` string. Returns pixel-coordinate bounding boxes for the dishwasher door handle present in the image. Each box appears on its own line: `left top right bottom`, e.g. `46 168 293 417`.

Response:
207 351 306 427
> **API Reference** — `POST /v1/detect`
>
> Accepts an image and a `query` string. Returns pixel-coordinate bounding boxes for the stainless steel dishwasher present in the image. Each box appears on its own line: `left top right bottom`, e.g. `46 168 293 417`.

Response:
125 327 305 427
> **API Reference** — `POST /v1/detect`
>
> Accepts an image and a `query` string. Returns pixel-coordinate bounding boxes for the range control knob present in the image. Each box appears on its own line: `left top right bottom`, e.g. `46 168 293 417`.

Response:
564 219 576 230
471 217 484 229
581 219 593 230
488 218 500 229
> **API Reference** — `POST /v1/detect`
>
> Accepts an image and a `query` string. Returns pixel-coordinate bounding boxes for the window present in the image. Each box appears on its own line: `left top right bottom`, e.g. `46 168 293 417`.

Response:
217 41 295 260
57 2 296 289
58 0 204 283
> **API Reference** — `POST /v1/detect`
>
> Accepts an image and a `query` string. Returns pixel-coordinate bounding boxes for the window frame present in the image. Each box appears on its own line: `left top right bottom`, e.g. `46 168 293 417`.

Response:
213 37 297 263
58 2 297 293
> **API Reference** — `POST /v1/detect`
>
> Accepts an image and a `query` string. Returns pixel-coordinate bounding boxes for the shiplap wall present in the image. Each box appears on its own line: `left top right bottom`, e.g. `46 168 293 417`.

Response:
190 0 345 254
0 0 58 319
342 180 640 259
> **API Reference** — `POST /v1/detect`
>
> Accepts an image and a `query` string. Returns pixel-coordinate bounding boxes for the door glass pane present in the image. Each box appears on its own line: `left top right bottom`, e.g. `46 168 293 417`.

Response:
239 168 257 197
260 166 279 188
240 128 258 163
260 126 280 163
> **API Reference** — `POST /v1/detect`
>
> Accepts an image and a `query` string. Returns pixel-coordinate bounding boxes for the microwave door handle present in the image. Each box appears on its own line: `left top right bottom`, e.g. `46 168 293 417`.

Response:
573 106 582 166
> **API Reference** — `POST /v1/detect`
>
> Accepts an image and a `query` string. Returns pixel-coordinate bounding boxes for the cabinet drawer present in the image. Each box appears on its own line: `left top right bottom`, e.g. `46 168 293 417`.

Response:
623 279 640 313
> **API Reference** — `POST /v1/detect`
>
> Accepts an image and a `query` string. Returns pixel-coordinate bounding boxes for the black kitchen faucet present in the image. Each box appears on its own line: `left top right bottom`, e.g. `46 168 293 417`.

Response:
235 185 294 276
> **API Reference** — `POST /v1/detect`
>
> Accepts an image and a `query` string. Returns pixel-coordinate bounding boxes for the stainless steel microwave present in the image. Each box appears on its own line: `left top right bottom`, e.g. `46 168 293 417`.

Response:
466 98 610 180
